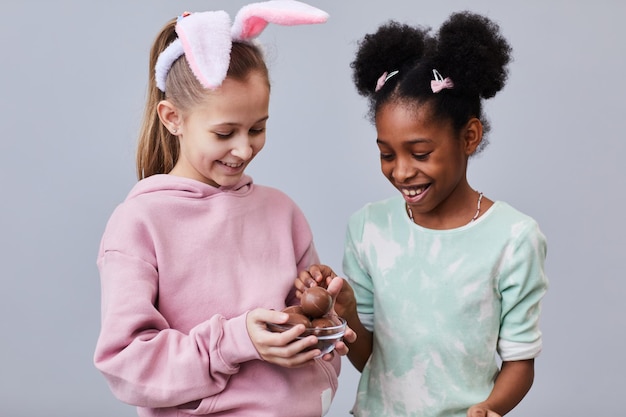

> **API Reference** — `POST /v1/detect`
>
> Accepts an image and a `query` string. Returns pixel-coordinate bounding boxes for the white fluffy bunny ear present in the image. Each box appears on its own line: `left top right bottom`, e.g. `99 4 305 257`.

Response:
176 11 233 90
231 0 329 41
155 11 233 91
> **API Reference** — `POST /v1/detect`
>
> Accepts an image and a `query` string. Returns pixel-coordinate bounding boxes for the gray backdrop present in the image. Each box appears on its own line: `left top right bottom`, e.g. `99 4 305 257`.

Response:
1 1 624 416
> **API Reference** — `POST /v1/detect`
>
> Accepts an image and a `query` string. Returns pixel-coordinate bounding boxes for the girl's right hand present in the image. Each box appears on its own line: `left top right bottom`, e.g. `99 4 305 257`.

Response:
297 265 370 371
246 308 321 367
295 264 357 321
467 404 502 417
295 264 337 291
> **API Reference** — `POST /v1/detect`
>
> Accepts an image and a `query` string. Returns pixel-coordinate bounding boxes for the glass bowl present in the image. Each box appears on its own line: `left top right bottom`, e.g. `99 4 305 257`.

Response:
267 316 347 356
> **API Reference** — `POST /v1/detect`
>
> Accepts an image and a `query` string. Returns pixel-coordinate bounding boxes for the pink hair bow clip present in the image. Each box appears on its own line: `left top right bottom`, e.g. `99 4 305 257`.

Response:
155 0 329 92
430 69 454 93
375 70 399 92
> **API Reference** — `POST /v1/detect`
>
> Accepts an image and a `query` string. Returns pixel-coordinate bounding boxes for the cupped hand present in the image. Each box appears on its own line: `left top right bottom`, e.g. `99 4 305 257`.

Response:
246 308 321 367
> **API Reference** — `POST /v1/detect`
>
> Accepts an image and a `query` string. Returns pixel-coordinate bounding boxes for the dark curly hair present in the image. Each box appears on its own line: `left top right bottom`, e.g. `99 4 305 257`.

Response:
350 11 512 153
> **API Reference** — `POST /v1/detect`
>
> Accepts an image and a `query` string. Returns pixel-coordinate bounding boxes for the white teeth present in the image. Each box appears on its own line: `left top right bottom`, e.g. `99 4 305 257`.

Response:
402 188 425 196
222 161 242 168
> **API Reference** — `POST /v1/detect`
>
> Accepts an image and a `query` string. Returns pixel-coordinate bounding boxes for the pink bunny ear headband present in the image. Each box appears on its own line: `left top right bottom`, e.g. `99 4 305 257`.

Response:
154 0 329 92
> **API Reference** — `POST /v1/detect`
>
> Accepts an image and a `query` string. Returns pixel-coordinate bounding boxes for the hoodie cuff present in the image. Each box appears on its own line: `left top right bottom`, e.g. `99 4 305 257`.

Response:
219 311 261 368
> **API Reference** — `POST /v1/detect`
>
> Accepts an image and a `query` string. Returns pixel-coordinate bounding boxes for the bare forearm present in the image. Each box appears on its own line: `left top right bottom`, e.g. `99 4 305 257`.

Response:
482 359 535 416
344 312 373 372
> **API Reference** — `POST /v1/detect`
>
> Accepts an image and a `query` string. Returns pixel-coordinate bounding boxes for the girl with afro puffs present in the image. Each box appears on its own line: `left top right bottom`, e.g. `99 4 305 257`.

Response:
297 11 548 417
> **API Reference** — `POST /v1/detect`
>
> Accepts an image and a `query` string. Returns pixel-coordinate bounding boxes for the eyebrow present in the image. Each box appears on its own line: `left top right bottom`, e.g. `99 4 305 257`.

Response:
213 116 270 128
376 137 432 145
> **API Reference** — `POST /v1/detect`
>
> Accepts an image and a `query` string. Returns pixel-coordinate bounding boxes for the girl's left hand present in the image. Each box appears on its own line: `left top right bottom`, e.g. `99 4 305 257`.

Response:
467 404 501 417
246 308 322 368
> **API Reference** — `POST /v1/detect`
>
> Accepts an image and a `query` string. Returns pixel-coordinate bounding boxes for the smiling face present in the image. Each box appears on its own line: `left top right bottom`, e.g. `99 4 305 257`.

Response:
162 71 270 187
376 101 482 228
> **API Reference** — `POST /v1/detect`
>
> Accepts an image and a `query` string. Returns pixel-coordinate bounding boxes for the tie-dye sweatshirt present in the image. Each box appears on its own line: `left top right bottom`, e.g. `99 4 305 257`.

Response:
94 174 340 417
342 197 548 417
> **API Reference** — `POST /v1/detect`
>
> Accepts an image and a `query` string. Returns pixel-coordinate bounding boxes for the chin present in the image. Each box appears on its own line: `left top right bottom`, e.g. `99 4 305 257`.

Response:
216 174 244 188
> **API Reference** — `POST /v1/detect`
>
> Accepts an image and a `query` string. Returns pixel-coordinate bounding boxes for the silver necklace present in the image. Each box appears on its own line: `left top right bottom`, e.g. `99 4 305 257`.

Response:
406 191 484 224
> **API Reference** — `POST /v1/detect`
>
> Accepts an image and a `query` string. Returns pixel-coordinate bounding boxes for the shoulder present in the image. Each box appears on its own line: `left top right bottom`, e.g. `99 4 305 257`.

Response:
252 183 293 201
250 184 312 230
486 201 547 254
349 196 402 222
346 196 404 238
101 176 177 242
488 201 543 234
250 184 304 214
108 178 164 221
101 197 151 249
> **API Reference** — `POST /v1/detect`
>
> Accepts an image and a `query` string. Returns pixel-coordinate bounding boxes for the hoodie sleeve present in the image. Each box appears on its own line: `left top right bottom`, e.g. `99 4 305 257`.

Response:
283 199 321 307
94 206 260 408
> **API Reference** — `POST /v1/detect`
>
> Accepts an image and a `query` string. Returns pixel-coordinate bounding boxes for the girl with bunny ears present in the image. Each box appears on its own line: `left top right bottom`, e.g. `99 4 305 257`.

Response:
296 11 548 417
94 2 354 416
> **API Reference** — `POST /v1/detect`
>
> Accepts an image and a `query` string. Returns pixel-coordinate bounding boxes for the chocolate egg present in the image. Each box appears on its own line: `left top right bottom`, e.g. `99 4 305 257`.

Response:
322 314 342 326
311 317 337 336
282 305 305 315
285 313 312 328
301 286 333 318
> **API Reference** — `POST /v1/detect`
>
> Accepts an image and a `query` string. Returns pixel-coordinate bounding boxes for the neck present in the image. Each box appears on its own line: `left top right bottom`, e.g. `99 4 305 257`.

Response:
406 189 484 229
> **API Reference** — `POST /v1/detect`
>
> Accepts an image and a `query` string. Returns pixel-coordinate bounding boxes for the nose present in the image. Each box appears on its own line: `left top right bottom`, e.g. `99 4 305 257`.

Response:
230 135 254 160
391 155 416 183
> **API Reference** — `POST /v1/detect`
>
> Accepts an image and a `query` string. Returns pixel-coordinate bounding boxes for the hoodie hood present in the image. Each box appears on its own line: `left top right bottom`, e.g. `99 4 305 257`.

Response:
125 174 254 201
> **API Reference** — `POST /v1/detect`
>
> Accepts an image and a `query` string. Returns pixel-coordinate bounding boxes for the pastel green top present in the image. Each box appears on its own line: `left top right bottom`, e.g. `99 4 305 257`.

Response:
343 197 548 417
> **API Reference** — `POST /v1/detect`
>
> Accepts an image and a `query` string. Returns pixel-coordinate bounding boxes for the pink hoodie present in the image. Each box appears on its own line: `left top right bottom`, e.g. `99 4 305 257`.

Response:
94 174 340 416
